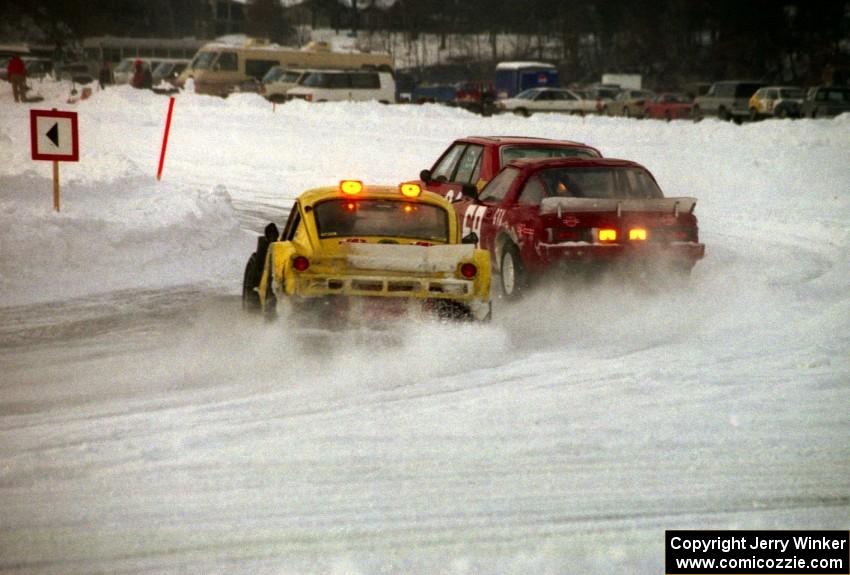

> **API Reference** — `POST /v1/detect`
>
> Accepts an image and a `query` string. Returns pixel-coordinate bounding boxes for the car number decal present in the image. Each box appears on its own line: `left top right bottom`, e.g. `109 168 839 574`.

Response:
462 205 487 243
493 208 506 228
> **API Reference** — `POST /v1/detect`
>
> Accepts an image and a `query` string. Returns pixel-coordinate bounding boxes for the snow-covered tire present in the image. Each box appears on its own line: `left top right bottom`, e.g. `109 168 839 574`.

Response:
500 244 528 300
242 254 261 312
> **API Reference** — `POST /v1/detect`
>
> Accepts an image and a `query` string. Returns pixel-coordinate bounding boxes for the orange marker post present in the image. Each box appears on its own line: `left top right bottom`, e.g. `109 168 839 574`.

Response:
157 97 175 181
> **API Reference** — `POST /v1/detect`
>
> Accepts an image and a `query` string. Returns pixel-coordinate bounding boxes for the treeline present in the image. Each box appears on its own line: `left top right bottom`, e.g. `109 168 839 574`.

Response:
343 0 850 86
3 0 848 86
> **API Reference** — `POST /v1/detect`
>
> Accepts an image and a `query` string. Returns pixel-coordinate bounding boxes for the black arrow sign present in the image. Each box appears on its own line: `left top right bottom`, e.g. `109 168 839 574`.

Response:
46 123 59 147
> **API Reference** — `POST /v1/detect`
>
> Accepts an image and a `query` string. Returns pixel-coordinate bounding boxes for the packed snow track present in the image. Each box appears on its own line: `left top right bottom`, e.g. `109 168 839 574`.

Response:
0 84 848 574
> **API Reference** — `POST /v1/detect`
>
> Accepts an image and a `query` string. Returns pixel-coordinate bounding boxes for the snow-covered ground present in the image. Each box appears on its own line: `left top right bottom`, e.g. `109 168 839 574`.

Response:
0 82 848 574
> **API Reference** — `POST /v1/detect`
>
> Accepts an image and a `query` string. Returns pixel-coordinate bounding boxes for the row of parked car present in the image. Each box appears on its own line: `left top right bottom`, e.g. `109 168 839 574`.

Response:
495 81 850 121
256 66 850 120
0 55 191 89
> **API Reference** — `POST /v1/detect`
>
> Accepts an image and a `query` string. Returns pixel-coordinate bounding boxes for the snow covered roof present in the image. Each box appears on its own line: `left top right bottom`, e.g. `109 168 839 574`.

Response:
495 61 556 70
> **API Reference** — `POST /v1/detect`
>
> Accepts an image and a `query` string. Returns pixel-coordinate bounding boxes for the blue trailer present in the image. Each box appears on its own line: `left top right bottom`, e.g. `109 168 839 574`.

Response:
494 61 559 99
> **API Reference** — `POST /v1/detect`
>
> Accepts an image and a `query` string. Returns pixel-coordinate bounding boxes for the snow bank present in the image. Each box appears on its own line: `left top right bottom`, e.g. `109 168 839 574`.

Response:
0 173 248 305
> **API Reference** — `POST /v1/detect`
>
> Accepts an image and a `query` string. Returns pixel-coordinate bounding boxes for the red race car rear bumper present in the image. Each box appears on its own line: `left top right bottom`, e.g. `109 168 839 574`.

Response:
537 241 705 267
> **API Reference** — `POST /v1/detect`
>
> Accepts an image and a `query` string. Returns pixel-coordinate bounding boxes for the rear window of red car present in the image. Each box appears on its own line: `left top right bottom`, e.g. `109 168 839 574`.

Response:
536 167 663 200
500 146 599 166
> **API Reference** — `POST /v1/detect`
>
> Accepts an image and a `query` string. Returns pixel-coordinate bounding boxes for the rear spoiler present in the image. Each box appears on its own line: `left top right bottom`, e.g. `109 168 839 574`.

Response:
540 196 698 217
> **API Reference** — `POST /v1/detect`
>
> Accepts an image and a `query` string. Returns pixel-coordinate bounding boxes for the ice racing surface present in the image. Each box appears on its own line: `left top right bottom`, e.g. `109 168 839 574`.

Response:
0 84 848 574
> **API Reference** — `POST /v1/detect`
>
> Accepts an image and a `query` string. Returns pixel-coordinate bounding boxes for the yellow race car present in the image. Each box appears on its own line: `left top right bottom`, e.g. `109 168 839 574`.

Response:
243 181 491 323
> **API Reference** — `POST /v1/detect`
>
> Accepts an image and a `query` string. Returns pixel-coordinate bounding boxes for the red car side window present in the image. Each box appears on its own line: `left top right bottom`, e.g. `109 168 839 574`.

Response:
479 167 519 203
431 144 466 182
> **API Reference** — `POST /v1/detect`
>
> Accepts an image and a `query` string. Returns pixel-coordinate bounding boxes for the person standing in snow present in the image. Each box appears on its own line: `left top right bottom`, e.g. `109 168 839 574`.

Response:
6 55 27 103
130 59 145 89
98 60 113 89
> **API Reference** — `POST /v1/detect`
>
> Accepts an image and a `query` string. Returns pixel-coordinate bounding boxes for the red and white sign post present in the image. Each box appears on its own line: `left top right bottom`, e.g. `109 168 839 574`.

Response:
30 109 79 212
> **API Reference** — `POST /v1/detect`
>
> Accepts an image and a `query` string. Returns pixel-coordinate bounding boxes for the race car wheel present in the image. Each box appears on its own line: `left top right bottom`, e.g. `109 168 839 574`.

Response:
242 254 261 312
500 244 528 300
514 107 530 117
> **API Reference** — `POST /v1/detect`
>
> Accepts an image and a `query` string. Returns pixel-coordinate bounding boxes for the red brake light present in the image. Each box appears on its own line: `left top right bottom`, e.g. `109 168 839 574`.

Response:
293 256 310 272
460 263 477 279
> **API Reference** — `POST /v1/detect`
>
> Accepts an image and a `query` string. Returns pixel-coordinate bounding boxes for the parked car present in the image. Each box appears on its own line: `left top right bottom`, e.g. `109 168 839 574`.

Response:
748 86 804 120
152 60 190 87
411 136 602 203
693 80 765 122
579 84 622 114
242 180 491 323
568 88 610 115
495 87 589 116
446 157 705 298
411 83 457 104
494 61 559 99
801 86 850 118
113 58 152 85
260 66 304 102
454 80 495 114
602 89 655 117
642 93 695 121
286 69 395 103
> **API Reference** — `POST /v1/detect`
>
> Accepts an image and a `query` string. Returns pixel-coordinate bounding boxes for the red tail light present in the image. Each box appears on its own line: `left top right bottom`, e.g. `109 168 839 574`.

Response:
293 256 310 272
460 263 477 279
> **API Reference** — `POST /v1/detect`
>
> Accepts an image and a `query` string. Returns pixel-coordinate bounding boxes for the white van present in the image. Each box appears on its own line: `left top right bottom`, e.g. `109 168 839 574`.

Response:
260 66 304 102
286 70 395 103
180 39 393 96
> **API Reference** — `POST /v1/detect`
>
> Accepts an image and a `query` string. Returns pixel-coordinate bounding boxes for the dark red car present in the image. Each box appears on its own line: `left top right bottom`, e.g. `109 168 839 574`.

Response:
415 136 602 203
449 157 705 297
643 93 695 121
453 81 495 114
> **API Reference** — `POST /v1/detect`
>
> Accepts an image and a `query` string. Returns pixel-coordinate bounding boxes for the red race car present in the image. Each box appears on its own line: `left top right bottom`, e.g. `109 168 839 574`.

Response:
450 157 706 298
415 136 601 203
643 93 696 121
